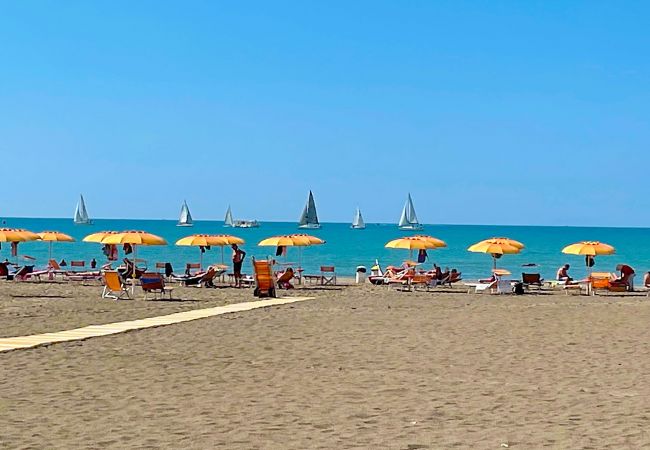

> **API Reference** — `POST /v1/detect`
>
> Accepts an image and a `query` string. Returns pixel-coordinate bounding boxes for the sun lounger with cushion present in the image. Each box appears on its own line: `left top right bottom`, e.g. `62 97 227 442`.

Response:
140 272 175 300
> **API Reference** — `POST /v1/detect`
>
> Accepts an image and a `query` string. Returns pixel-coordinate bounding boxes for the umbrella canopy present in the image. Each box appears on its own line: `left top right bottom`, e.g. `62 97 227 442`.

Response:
176 234 230 247
0 228 32 242
13 229 41 241
38 231 75 261
212 234 246 245
562 241 615 256
468 237 524 255
176 234 237 269
411 235 448 248
385 236 445 250
100 230 167 246
468 237 524 270
38 231 75 242
259 235 315 247
258 234 323 275
82 231 119 243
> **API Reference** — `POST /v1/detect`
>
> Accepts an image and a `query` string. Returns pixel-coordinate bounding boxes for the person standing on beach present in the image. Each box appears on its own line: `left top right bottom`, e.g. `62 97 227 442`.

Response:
232 244 246 288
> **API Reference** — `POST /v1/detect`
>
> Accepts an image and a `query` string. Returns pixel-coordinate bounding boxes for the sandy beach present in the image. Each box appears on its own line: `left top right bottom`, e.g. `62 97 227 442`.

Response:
2 282 650 449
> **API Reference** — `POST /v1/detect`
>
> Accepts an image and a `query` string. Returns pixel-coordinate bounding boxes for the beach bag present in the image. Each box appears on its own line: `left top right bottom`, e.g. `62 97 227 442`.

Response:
513 282 525 295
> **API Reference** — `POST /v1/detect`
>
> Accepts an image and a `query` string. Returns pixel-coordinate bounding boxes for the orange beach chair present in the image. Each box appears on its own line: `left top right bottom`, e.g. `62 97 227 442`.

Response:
252 258 277 298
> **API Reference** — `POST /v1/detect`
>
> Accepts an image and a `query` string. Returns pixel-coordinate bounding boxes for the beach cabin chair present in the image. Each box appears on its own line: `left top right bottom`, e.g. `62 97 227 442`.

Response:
320 266 337 286
101 270 131 300
140 272 174 300
70 260 85 271
252 258 277 298
587 272 614 295
185 263 201 276
411 273 433 291
522 273 544 290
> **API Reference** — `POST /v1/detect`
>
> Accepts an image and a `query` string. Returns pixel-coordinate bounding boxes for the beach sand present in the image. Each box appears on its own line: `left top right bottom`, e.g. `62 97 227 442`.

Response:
2 281 650 449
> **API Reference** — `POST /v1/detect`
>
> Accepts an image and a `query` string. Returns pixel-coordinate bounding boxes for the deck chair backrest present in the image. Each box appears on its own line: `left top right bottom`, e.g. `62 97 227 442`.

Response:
140 272 164 291
590 276 610 289
522 273 542 284
48 259 61 270
0 263 8 277
186 263 201 271
71 260 85 267
155 262 167 270
253 259 274 289
103 270 124 291
321 266 335 273
200 267 217 282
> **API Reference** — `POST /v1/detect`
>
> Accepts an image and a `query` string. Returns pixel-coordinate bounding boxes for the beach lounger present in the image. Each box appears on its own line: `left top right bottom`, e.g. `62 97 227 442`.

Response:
178 266 221 288
140 272 175 300
101 270 131 300
252 258 277 298
522 273 544 290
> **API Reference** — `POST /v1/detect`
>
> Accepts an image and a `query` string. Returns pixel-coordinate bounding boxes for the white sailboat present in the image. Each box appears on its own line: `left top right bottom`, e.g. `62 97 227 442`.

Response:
73 194 92 225
398 193 423 230
224 206 234 227
298 190 320 229
351 207 365 229
177 200 193 227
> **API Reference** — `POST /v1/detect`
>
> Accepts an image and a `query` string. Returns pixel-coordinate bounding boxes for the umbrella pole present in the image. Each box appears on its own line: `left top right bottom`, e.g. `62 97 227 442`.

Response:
200 248 203 271
221 246 225 264
49 242 53 261
132 245 137 296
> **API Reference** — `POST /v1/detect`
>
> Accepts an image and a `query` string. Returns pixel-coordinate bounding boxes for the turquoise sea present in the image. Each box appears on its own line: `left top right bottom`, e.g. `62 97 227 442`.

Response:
2 218 649 280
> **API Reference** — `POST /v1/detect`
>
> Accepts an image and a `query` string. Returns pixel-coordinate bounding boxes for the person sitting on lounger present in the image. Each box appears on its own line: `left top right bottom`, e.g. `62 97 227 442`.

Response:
644 271 650 288
277 267 295 289
610 264 635 290
556 264 572 283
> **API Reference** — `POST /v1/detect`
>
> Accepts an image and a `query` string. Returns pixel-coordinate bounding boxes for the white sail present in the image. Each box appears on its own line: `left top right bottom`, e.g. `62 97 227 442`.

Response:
398 193 422 229
74 194 91 225
298 190 320 229
224 206 234 227
351 207 365 229
177 200 193 226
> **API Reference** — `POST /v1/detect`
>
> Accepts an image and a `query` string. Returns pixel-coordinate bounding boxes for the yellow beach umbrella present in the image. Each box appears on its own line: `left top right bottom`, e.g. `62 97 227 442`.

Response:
258 234 323 275
100 231 167 293
562 241 615 256
386 236 444 263
176 234 232 269
0 228 40 261
0 228 30 242
411 235 448 248
562 241 615 274
82 231 119 243
468 237 524 269
38 231 75 260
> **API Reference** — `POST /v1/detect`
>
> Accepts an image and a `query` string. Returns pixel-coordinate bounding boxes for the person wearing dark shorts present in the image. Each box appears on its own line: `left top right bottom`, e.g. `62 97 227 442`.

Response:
232 244 246 287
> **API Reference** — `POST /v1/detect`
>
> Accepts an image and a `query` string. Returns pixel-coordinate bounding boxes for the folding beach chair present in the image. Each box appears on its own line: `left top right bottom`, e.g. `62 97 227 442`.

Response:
101 270 131 300
320 266 337 285
522 273 544 290
140 272 174 300
252 258 277 298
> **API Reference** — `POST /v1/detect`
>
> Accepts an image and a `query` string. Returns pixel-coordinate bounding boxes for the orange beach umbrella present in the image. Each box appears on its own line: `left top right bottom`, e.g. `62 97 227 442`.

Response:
176 234 243 269
258 234 324 271
562 241 615 273
38 231 75 260
468 237 524 269
100 231 167 292
0 228 40 260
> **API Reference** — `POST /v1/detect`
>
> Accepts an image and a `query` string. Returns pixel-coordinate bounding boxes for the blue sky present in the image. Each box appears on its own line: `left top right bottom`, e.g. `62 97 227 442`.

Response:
1 1 648 226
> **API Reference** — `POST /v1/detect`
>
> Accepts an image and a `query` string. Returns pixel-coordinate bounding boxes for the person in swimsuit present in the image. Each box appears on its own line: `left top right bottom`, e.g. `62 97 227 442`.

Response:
231 244 246 288
556 264 572 283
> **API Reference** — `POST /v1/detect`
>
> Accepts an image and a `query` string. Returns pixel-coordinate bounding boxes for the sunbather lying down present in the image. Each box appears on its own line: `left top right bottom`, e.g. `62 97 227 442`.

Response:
172 265 223 288
277 267 294 289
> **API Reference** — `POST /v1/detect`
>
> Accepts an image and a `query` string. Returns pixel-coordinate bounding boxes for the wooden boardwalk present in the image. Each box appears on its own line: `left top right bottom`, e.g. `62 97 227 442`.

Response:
0 296 314 353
